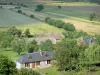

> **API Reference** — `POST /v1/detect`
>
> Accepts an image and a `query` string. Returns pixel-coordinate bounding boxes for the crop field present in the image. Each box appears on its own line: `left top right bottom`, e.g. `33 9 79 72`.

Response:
43 6 100 21
0 8 41 27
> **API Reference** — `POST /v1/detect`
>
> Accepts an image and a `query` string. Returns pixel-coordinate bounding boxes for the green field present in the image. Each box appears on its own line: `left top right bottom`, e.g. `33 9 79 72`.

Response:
38 67 100 75
0 8 41 27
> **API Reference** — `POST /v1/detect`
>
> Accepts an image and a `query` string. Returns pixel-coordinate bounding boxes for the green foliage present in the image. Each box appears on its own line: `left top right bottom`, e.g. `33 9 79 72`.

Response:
58 5 61 9
30 14 34 18
55 20 65 28
7 26 22 37
95 35 100 45
40 40 54 51
27 40 39 53
18 10 22 13
84 43 100 64
55 39 80 71
0 55 17 75
45 17 75 31
89 13 96 21
63 31 89 39
18 68 40 75
35 4 44 12
0 32 14 48
24 28 30 37
12 38 26 55
63 23 75 31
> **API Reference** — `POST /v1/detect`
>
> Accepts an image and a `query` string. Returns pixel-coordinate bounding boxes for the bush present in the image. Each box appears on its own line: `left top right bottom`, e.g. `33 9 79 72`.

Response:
17 10 22 14
9 2 13 5
22 13 26 15
55 20 65 28
30 14 34 18
63 23 75 31
18 68 40 75
35 4 44 12
89 13 96 21
45 17 51 23
58 5 61 9
15 6 21 9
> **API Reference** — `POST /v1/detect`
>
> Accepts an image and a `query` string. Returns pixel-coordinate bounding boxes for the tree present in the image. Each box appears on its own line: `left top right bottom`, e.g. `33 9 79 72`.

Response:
18 10 22 13
40 40 53 51
0 55 17 75
0 32 14 49
58 5 62 9
27 40 39 53
89 13 96 21
84 43 100 64
18 68 40 75
95 35 100 45
63 23 75 31
12 38 26 55
55 39 80 71
24 28 30 37
35 4 44 12
7 26 22 37
30 14 34 18
55 20 65 28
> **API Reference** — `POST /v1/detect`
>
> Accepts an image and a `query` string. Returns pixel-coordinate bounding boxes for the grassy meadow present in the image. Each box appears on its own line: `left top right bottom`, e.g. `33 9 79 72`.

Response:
0 8 41 27
38 67 100 75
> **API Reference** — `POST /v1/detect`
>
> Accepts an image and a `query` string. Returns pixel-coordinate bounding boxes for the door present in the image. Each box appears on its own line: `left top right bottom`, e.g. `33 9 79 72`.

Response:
32 63 35 68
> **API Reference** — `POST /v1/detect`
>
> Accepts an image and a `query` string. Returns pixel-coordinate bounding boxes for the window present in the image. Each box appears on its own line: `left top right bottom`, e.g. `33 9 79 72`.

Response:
25 63 30 67
36 61 40 66
47 60 51 64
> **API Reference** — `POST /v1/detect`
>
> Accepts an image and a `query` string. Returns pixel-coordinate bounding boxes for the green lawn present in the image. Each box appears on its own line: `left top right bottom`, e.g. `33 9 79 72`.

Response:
38 67 62 75
38 67 100 75
17 24 65 34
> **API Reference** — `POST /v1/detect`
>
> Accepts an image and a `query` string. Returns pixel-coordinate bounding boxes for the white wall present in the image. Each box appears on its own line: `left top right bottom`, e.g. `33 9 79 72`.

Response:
16 62 22 69
40 61 47 67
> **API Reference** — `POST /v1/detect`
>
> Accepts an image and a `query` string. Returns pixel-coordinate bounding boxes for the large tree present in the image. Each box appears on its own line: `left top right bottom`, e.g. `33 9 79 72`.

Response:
55 39 80 71
40 40 54 51
0 55 17 75
12 38 26 55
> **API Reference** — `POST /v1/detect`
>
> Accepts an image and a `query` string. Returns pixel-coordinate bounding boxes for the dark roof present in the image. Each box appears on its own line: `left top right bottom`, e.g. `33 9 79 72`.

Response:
16 51 54 64
83 37 95 45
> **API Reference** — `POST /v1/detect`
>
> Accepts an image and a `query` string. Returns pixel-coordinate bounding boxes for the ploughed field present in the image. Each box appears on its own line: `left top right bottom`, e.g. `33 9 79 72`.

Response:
0 9 41 27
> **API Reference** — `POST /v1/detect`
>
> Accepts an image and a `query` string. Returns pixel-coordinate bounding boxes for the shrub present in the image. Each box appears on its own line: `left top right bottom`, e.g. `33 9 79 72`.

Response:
17 10 22 14
35 4 44 12
55 20 65 28
63 23 75 31
15 6 21 9
89 13 96 21
22 13 26 15
45 17 51 23
18 68 40 75
58 5 61 9
9 2 13 5
30 14 34 18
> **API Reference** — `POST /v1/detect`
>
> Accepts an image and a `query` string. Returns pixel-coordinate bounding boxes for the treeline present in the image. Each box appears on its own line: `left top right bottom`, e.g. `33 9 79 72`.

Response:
55 0 100 4
45 17 75 31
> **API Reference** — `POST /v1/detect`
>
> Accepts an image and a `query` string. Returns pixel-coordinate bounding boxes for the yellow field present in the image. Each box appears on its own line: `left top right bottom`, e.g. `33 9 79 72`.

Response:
45 2 99 6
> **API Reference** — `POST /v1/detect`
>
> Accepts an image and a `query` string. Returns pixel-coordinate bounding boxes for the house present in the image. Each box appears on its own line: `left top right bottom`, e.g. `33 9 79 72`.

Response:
77 37 95 47
35 36 56 45
35 32 64 40
16 51 54 69
83 37 95 45
35 32 64 45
